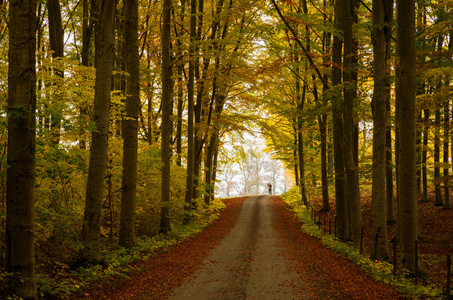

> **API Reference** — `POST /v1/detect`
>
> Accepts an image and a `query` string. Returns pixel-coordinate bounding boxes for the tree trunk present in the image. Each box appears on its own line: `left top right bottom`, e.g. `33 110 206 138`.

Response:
343 0 362 247
79 0 96 149
192 0 203 200
434 100 443 206
184 0 196 211
294 131 300 189
396 0 419 273
384 0 395 224
47 0 64 145
422 109 429 201
204 132 217 205
319 113 329 211
295 60 308 206
416 111 422 195
446 33 453 210
386 122 395 223
174 0 186 167
332 0 348 241
82 0 116 263
160 0 173 234
6 1 38 298
371 0 390 260
444 97 450 208
320 14 330 212
176 63 184 167
119 0 140 248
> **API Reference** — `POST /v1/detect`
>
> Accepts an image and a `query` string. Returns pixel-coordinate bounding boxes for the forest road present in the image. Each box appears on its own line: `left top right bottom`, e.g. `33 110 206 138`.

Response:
168 195 307 300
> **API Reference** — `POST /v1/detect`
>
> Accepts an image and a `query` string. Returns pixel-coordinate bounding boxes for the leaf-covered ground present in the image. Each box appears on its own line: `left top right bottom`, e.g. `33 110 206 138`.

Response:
273 196 405 299
70 197 246 299
311 190 453 294
72 196 407 299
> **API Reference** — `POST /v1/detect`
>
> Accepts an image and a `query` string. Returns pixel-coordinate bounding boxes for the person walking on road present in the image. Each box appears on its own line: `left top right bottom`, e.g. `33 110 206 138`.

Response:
267 183 272 195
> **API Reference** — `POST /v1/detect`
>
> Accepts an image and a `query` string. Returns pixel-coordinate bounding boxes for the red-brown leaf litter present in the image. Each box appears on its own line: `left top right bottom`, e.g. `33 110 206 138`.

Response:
272 196 405 299
71 197 245 299
312 190 453 293
73 196 407 299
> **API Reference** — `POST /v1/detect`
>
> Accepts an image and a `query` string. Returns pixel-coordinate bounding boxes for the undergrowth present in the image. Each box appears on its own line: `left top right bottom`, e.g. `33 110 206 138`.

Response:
280 186 444 300
34 197 226 299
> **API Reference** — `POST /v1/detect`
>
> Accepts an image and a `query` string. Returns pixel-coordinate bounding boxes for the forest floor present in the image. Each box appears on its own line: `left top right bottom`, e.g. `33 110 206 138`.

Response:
311 189 453 295
72 196 406 299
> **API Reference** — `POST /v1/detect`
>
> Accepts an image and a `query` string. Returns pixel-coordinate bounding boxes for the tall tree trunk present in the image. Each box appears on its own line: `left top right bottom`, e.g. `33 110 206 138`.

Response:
384 0 395 224
119 0 140 248
204 131 217 205
212 139 220 194
47 0 64 145
295 60 308 206
192 0 203 200
417 7 428 202
6 1 38 298
294 132 299 189
444 33 453 209
332 0 348 241
319 113 329 211
160 0 173 234
297 0 309 207
443 97 450 207
343 0 362 247
371 0 390 260
79 0 96 149
396 0 418 273
176 64 184 167
319 11 330 211
184 0 196 211
174 0 186 167
82 0 116 263
416 111 422 195
434 96 443 206
434 35 443 207
422 108 429 201
204 86 226 205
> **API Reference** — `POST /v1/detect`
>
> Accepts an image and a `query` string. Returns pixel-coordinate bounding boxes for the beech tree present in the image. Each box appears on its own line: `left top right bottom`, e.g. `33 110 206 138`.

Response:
119 0 140 248
371 0 391 260
47 0 64 145
396 0 419 273
6 0 38 298
331 0 349 240
82 0 116 263
160 0 173 234
184 0 196 211
343 0 362 248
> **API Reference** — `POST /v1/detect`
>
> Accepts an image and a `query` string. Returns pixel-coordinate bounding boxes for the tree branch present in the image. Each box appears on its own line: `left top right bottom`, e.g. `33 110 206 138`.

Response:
270 0 330 90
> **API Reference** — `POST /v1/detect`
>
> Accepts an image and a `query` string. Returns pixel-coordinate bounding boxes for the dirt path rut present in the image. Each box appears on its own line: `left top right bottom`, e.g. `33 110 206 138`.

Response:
169 196 306 299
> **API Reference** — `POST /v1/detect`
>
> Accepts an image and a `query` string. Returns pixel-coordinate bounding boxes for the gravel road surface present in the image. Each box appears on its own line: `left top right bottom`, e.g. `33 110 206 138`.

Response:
170 195 306 299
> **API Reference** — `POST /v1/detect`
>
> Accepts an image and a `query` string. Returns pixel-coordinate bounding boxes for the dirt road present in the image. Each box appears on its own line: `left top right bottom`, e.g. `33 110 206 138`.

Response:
77 196 404 300
170 196 306 299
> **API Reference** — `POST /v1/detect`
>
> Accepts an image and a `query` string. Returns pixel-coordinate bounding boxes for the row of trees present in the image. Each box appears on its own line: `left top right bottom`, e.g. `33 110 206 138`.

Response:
263 0 452 278
2 0 266 298
2 0 453 298
259 0 452 277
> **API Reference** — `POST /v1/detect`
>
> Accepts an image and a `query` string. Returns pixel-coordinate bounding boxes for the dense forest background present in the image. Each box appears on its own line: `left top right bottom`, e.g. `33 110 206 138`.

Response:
0 0 452 298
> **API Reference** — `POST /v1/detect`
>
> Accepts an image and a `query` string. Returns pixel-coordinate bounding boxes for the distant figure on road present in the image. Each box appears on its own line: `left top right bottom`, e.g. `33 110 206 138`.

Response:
267 183 272 195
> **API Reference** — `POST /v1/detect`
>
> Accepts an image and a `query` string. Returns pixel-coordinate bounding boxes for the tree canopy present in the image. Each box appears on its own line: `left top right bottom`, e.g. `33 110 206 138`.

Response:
1 0 452 297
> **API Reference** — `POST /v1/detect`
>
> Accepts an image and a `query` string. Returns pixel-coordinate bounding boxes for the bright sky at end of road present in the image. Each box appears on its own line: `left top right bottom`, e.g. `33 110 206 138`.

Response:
215 131 295 198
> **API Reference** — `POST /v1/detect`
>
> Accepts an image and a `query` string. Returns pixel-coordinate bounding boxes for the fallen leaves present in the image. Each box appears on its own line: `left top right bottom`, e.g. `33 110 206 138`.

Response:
272 196 406 299
69 197 245 300
72 196 408 299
